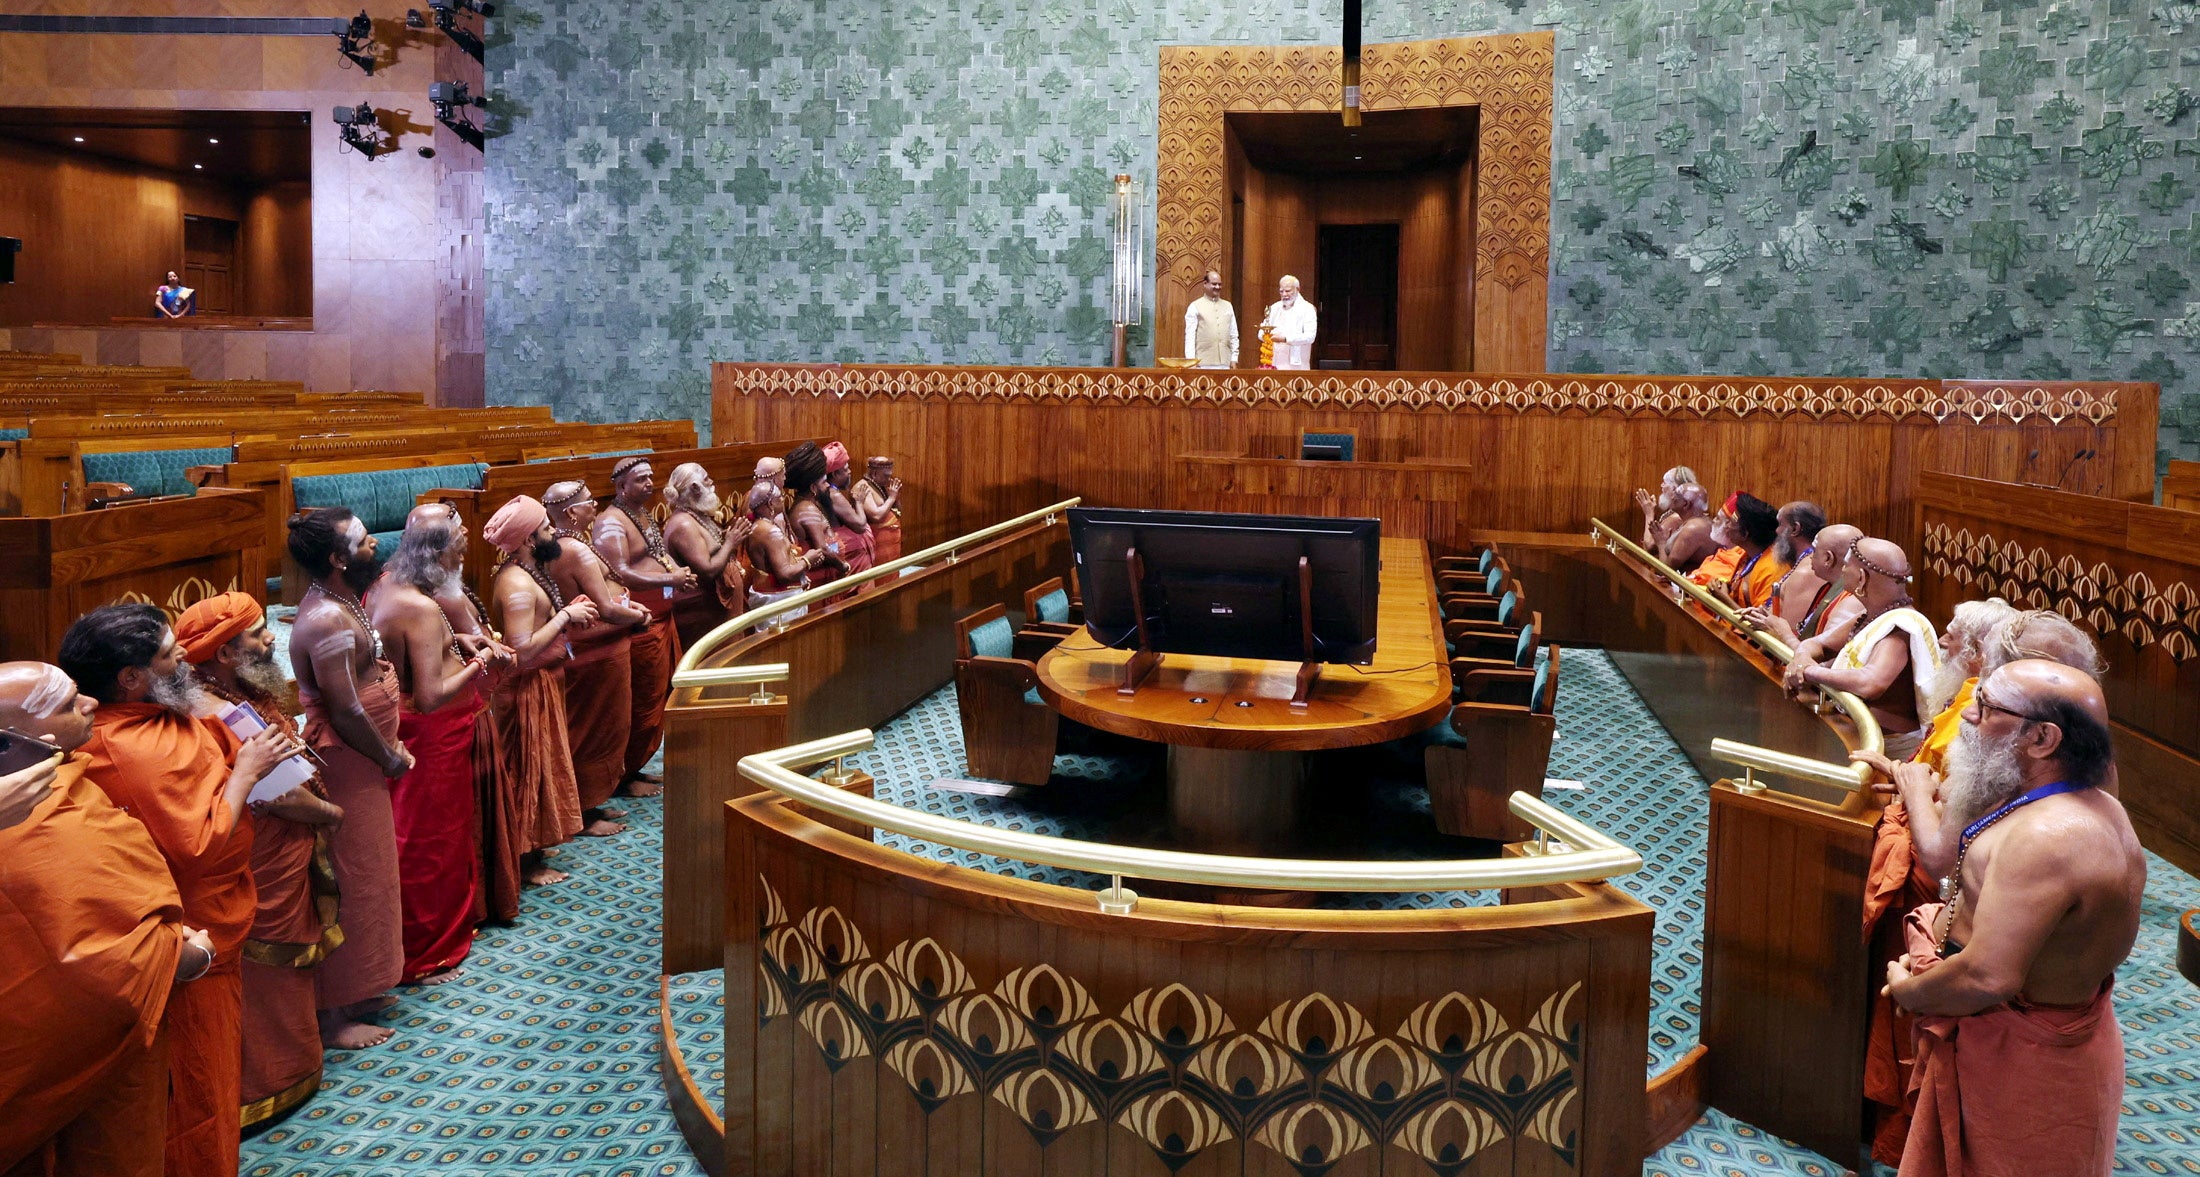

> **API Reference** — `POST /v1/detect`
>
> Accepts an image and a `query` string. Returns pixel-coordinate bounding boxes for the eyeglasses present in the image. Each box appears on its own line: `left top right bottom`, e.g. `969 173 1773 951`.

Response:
1965 691 2044 727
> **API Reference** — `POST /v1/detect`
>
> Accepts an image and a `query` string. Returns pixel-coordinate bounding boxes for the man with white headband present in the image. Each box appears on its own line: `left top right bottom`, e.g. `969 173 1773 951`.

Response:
0 661 206 1177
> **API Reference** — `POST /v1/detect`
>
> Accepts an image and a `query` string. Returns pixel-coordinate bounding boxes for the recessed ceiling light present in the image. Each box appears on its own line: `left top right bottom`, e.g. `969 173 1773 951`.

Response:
208 137 220 144
194 163 203 169
72 136 84 142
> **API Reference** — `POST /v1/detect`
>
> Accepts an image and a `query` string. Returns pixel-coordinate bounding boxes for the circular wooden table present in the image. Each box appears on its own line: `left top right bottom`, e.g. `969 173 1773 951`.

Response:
1034 537 1452 853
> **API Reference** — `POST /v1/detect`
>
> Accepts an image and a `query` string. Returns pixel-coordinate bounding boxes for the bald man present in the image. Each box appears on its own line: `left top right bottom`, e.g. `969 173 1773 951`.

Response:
0 662 201 1177
593 457 696 796
544 480 648 834
1785 538 1942 758
1881 660 2140 1177
1746 522 1865 649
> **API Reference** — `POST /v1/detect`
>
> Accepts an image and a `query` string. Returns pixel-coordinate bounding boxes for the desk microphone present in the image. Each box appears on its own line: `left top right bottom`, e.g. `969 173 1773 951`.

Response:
2052 448 2096 490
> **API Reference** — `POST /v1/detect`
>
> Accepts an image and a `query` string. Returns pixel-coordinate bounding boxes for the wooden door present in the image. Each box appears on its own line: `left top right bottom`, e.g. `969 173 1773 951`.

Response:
183 214 237 314
1311 222 1398 370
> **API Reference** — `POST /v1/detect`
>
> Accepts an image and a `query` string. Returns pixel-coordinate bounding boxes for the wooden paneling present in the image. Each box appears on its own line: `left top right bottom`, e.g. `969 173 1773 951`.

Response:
1700 785 1875 1164
714 365 2156 560
726 794 1651 1177
1917 471 2200 873
661 515 1071 974
0 17 480 402
241 180 311 317
2165 460 2199 512
1177 451 1476 541
1158 34 1552 372
0 485 267 661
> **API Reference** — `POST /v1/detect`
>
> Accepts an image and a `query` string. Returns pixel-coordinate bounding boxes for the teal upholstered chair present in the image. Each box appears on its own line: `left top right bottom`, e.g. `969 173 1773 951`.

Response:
1014 576 1081 660
81 445 233 499
1448 619 1538 700
1438 560 1513 602
954 603 1058 786
292 461 490 555
1424 645 1561 840
1434 544 1500 576
1300 429 1356 461
1444 584 1530 633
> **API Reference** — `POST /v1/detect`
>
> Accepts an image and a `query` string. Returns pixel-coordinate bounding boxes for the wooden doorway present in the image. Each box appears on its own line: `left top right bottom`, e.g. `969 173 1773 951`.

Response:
1313 223 1398 370
183 214 236 314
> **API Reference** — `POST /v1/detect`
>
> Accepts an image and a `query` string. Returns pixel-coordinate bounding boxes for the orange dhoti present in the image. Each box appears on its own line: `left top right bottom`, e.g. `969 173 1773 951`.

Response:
0 758 183 1177
624 602 679 778
78 705 258 1177
872 521 902 565
1899 903 2124 1177
483 665 581 921
303 665 405 1012
238 805 342 1128
1863 797 1947 1164
393 683 486 981
563 629 633 811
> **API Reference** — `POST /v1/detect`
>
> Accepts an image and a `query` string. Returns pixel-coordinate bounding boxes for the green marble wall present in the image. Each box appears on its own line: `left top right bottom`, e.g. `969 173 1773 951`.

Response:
485 1 2199 465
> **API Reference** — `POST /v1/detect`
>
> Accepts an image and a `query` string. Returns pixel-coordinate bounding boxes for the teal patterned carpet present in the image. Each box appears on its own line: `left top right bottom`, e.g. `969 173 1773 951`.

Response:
242 643 2200 1176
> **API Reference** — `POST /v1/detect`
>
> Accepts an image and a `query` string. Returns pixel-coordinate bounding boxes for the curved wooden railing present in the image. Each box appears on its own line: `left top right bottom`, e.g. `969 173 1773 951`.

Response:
1590 518 1880 813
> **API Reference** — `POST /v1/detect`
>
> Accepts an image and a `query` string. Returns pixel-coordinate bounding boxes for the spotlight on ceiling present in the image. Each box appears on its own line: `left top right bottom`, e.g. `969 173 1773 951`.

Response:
193 163 203 169
208 137 219 145
332 101 391 159
334 9 379 74
429 80 486 150
72 136 85 143
408 0 490 62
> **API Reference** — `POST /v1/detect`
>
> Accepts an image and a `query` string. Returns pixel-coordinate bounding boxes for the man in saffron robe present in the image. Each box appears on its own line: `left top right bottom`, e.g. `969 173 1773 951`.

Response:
0 662 204 1177
174 592 347 1130
483 495 599 895
1786 538 1942 759
1746 522 1864 649
1719 493 1787 608
852 455 904 566
369 504 498 984
1883 660 2141 1177
544 480 648 834
288 507 410 1050
58 605 302 1177
1848 596 2014 1164
661 464 753 650
592 457 697 798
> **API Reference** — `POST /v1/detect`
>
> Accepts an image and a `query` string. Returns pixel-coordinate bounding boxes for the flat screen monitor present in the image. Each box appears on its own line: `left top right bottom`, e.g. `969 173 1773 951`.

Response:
1068 507 1380 665
1301 442 1345 461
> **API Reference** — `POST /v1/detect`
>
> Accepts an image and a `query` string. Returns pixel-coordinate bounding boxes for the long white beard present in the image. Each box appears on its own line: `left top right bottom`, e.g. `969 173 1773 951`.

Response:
686 490 721 515
1924 659 1972 721
1940 722 2029 833
417 564 462 598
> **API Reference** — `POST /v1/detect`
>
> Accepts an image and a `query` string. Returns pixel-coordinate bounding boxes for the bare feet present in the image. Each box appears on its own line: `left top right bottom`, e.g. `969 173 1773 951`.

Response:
413 967 463 987
319 1015 394 1050
617 776 664 798
524 862 570 886
627 769 664 785
594 804 629 822
579 816 627 837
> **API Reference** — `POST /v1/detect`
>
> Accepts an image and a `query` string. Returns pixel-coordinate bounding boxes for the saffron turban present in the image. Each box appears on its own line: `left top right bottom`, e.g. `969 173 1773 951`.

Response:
823 442 851 474
484 495 548 553
174 591 264 664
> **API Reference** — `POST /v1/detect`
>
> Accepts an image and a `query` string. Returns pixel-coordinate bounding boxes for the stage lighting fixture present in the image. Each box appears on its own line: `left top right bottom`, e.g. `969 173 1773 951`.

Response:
407 0 489 60
334 9 378 74
429 80 486 149
332 102 391 159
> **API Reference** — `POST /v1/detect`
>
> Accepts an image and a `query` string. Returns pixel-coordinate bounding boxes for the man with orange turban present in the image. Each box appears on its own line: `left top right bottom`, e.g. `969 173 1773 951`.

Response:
174 592 345 1132
481 495 598 905
0 661 203 1177
58 605 303 1177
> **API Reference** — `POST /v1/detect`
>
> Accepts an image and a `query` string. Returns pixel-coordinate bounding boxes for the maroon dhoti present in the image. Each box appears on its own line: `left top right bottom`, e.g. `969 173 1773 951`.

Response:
624 604 679 778
392 684 486 981
563 630 633 811
483 666 581 921
303 664 404 1012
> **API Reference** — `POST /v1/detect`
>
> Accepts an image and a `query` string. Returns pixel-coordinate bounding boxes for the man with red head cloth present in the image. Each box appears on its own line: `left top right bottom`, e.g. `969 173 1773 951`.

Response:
174 592 345 1132
821 441 875 583
482 494 599 899
58 605 302 1177
0 661 203 1177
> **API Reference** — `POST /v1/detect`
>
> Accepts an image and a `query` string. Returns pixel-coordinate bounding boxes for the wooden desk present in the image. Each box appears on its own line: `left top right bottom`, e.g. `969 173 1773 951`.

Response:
1033 536 1450 851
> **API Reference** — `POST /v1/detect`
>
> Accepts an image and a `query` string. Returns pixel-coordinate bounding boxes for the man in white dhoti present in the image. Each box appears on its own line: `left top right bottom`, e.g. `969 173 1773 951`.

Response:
1260 275 1319 370
1182 269 1239 369
1784 537 1942 758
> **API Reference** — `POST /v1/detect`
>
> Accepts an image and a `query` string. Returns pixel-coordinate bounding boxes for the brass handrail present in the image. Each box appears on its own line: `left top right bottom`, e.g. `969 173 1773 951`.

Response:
1590 518 1879 800
739 730 1642 907
672 497 1082 688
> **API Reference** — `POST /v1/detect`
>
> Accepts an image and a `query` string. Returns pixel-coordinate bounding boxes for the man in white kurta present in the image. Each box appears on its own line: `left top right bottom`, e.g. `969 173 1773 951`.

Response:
1181 269 1239 369
1261 275 1318 370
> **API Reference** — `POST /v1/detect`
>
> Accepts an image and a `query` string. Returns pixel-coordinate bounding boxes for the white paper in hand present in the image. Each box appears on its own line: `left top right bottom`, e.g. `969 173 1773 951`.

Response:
220 701 317 804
